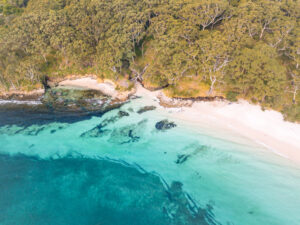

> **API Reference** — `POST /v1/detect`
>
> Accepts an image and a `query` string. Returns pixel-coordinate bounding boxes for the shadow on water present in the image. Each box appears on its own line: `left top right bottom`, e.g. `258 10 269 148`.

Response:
0 103 106 127
0 153 220 225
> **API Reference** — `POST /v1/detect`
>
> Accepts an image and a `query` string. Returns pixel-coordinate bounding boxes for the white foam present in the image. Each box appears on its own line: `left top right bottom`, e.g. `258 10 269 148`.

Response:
255 140 289 159
0 100 42 105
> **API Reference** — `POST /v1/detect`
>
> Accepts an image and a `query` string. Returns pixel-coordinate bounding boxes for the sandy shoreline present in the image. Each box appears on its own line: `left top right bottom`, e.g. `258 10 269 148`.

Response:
59 78 118 97
59 77 134 101
2 77 300 164
175 101 300 163
57 78 300 164
135 84 300 165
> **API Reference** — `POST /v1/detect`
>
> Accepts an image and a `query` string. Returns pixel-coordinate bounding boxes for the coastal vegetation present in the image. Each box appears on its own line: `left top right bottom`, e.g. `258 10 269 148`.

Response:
0 0 299 121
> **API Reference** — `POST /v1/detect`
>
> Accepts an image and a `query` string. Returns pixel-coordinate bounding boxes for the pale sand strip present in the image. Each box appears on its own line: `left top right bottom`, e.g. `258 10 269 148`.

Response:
135 84 300 164
59 77 118 97
58 77 136 101
56 78 300 164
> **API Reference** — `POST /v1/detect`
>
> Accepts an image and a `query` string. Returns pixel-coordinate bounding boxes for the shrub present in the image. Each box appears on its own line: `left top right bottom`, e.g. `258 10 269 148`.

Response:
282 105 300 123
226 91 239 102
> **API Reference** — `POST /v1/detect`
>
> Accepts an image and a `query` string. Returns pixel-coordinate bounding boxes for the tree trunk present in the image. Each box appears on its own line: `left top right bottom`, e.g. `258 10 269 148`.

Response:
130 64 149 83
260 26 266 39
208 75 216 95
42 54 47 63
293 87 298 104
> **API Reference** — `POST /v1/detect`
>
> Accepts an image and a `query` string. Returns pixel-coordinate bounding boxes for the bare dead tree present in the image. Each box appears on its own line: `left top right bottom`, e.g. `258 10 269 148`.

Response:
130 64 149 83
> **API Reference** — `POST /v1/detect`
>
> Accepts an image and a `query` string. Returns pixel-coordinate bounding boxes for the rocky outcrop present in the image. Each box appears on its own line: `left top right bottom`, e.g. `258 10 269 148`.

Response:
38 76 136 113
42 86 124 113
0 75 134 114
157 93 194 108
157 91 225 108
80 110 130 138
0 89 44 101
137 106 156 114
155 120 177 131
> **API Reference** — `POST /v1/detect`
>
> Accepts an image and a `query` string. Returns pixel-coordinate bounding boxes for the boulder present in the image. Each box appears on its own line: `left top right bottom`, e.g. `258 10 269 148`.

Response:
137 106 156 114
118 111 130 117
155 120 177 131
42 86 123 113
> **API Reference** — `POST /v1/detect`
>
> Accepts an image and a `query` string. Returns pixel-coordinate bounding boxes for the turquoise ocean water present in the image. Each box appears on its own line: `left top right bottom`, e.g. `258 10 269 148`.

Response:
0 95 300 225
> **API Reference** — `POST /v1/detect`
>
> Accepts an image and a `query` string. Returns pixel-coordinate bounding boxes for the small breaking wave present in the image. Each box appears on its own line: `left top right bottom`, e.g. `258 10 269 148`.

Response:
255 140 290 159
0 99 42 105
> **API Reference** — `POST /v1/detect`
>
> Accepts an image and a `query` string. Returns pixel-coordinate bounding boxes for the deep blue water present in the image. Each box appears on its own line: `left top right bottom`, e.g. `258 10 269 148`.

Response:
0 154 215 225
1 97 300 225
0 103 217 225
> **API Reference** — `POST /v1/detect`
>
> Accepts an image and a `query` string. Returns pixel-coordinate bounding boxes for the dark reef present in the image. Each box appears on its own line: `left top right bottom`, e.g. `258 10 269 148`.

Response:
0 154 218 225
156 120 177 131
137 105 156 114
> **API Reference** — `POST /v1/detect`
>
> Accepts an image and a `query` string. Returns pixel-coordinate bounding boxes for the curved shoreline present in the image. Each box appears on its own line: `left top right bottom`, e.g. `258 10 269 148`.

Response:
1 77 300 164
135 84 300 165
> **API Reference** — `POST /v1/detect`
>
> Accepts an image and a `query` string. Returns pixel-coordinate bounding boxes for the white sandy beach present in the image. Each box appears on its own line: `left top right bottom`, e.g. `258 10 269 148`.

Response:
59 77 134 101
59 77 118 97
135 84 300 164
55 77 300 164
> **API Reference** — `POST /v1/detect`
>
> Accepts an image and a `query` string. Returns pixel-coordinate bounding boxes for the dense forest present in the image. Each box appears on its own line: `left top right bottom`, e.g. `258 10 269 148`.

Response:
0 0 299 121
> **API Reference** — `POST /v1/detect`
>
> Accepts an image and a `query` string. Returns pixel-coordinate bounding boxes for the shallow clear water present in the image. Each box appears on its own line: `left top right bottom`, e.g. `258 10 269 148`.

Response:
0 96 300 225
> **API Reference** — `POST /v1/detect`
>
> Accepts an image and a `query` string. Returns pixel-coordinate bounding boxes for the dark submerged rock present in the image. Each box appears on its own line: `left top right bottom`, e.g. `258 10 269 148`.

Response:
14 126 46 136
118 110 129 117
0 102 107 128
80 111 130 138
80 124 110 138
174 144 209 164
174 144 209 165
175 154 191 164
108 119 147 144
0 122 69 136
163 181 215 224
137 106 156 114
109 125 140 144
155 120 177 131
